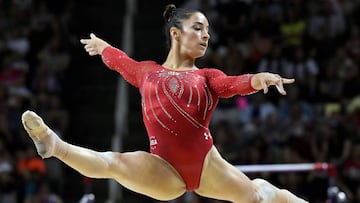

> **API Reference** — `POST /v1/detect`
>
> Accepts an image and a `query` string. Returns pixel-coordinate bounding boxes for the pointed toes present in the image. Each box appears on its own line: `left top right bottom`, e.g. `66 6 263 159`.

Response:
22 111 42 130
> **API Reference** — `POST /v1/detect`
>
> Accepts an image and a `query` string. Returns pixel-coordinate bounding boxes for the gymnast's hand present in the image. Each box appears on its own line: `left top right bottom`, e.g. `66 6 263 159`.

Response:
80 33 110 56
251 72 295 95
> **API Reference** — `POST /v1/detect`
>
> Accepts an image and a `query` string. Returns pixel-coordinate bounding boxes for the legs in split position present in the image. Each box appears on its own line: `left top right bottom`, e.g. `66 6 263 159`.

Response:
22 110 308 202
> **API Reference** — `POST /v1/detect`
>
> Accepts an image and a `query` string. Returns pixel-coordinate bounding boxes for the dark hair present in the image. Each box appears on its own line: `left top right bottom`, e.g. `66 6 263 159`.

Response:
163 4 198 49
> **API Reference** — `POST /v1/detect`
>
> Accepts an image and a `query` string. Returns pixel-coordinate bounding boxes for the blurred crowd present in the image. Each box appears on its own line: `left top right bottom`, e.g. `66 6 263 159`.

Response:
1 0 360 203
0 0 73 202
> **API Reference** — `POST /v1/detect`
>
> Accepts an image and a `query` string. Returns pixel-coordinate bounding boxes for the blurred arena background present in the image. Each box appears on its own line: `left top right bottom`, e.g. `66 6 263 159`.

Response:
0 0 360 202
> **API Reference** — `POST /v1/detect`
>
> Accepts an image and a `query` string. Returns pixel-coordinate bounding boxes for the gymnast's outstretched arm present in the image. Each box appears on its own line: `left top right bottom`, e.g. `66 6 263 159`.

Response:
80 33 154 88
205 68 295 98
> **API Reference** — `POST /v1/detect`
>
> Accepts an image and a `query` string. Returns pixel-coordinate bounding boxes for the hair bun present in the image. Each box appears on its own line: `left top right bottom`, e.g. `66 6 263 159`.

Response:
163 4 177 22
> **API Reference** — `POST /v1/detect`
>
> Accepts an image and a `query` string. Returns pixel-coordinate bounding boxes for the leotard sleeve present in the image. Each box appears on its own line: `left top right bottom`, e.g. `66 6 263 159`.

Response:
205 68 259 98
101 46 157 88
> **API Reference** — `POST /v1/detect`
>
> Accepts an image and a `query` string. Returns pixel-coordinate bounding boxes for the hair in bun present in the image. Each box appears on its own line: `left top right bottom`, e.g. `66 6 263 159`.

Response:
163 4 177 22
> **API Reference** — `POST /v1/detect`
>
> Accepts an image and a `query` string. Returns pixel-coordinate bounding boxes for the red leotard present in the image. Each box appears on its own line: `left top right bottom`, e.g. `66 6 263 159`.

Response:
102 46 258 191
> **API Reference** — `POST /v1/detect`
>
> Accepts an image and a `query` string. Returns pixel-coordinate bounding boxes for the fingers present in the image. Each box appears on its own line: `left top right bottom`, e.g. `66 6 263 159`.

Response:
260 79 268 94
83 48 97 55
275 83 286 95
273 77 294 95
84 46 98 56
88 51 98 56
281 78 295 84
84 44 92 50
260 73 294 95
80 33 96 44
80 39 89 44
80 33 99 55
272 74 286 95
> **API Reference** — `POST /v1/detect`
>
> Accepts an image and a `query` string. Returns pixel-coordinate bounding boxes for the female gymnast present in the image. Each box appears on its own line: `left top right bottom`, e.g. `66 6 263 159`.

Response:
22 4 308 203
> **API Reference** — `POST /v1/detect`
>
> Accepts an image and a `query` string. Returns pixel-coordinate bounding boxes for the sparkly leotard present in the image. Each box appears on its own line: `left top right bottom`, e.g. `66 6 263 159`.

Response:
102 46 258 191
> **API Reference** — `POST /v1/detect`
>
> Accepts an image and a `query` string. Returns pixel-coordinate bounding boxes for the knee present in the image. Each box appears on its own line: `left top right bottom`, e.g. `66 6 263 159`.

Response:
251 178 276 203
101 151 116 165
99 151 119 175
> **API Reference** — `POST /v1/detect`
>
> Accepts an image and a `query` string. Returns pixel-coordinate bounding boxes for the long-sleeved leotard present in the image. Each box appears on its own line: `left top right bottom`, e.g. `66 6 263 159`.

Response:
102 46 258 191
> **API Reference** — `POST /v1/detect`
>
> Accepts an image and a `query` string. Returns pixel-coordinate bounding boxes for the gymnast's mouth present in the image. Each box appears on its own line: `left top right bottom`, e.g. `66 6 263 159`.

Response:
200 43 207 48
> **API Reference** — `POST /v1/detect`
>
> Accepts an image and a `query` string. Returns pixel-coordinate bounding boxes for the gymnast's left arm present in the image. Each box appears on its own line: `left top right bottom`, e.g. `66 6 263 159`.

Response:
205 69 294 98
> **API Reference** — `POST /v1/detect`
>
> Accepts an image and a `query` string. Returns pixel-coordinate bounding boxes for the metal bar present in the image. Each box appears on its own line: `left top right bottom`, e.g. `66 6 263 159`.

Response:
236 162 330 173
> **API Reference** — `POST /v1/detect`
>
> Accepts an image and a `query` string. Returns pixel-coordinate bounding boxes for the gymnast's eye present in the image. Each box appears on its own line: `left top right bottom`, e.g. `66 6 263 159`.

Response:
193 26 202 31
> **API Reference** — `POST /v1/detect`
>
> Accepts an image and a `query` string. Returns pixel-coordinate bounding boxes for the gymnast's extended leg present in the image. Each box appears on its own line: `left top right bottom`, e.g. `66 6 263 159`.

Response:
194 147 308 203
21 110 186 201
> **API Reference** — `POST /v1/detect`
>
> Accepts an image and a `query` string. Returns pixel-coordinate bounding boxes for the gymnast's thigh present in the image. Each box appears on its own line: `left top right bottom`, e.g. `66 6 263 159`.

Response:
194 146 257 203
109 151 186 201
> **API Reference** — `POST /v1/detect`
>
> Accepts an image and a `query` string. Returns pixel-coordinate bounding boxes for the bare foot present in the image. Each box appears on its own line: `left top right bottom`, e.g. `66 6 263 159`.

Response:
22 110 58 158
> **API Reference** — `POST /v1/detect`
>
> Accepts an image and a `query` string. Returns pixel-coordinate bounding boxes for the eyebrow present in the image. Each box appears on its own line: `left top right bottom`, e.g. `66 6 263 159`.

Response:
193 22 209 28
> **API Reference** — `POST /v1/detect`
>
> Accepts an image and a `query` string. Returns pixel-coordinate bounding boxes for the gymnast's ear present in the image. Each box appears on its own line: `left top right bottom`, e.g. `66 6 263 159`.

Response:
170 27 180 41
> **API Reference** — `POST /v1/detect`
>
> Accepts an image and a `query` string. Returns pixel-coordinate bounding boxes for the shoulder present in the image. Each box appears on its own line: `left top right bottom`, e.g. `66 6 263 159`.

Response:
137 60 164 76
197 68 226 78
141 60 159 66
139 60 163 71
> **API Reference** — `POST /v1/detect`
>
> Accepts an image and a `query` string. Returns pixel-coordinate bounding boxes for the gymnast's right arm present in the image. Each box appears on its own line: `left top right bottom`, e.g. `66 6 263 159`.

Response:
80 33 143 87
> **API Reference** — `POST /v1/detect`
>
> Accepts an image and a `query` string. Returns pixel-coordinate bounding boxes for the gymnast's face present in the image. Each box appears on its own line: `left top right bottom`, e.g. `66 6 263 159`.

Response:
172 12 210 59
